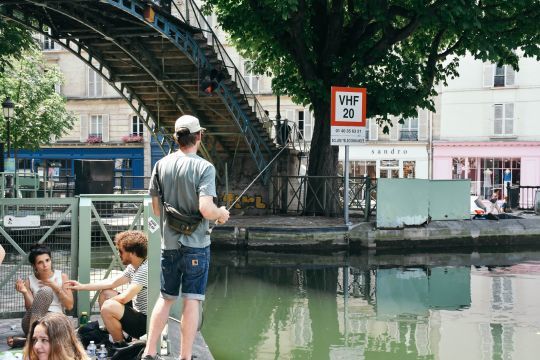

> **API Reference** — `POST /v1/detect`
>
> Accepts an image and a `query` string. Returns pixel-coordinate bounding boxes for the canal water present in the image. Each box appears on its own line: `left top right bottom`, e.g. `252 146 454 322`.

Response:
202 250 540 360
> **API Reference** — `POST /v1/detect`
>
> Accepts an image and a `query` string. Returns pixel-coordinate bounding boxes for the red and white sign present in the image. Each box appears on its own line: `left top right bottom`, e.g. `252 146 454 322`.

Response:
330 86 367 145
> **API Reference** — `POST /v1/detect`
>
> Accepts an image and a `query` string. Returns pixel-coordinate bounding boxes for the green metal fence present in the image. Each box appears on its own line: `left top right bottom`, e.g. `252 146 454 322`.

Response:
0 195 160 325
0 197 79 318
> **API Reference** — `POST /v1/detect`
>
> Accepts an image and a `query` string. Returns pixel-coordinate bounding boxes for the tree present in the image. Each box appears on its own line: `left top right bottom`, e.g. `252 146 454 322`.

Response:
0 19 36 70
203 0 540 183
0 48 76 156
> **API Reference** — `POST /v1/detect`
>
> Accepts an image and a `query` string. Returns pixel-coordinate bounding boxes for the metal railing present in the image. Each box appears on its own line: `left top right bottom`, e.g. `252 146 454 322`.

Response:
399 130 418 141
0 195 160 322
0 197 79 318
168 0 273 136
268 119 310 154
506 183 540 211
269 175 376 219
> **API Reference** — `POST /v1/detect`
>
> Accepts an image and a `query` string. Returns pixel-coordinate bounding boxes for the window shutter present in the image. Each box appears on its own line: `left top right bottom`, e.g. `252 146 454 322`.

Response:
494 105 503 135
369 118 378 140
483 63 493 87
252 76 259 94
304 109 312 141
80 115 88 142
96 72 103 97
102 114 110 142
505 66 515 86
418 109 428 140
87 69 95 97
390 120 399 141
504 103 514 135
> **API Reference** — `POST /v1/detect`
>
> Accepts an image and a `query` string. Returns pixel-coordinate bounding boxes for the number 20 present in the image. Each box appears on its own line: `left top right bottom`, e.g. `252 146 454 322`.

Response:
343 108 354 119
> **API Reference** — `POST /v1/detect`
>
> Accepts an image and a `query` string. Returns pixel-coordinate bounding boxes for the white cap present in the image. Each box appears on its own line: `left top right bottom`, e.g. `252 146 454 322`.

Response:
174 115 205 133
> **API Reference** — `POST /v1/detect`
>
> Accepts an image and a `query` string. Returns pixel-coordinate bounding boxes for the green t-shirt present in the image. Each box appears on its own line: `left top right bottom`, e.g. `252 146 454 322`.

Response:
149 151 216 249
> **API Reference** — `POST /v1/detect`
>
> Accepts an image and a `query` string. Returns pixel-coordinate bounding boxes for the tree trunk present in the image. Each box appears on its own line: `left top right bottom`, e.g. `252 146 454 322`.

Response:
305 102 340 215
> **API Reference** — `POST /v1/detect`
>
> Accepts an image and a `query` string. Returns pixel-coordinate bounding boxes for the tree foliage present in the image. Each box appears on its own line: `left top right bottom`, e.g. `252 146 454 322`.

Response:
0 19 36 70
0 48 76 153
203 0 540 178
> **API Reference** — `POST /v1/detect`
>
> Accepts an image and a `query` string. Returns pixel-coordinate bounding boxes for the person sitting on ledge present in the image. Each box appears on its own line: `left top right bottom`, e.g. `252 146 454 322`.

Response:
66 230 148 351
8 244 74 348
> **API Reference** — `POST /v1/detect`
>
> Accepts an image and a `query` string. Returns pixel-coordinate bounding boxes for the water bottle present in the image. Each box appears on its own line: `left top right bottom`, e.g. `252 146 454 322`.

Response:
79 311 88 326
86 340 97 358
97 344 108 359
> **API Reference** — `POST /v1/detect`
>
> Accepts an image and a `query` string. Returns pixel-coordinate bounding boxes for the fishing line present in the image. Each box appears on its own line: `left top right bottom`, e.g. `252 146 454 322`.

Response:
209 138 291 232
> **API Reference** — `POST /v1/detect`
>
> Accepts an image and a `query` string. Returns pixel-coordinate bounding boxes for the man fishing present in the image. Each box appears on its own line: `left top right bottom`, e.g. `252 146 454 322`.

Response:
142 115 230 360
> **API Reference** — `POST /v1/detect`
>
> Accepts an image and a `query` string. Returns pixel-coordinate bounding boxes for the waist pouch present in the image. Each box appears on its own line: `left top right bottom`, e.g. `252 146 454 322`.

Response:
163 202 203 235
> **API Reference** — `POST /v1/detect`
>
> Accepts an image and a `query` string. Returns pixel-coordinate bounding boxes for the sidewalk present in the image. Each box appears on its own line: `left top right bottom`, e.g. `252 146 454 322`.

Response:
210 212 540 250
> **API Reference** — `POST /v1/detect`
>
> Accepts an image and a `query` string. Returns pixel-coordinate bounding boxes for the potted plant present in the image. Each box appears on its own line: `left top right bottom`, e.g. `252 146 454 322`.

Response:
122 134 144 143
86 135 103 144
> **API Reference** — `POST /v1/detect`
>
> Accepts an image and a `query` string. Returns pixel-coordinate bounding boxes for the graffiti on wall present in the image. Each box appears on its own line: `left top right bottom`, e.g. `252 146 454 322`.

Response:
221 193 267 209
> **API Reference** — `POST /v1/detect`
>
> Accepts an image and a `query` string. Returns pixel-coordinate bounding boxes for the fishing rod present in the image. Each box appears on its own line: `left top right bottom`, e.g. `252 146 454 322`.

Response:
210 138 291 230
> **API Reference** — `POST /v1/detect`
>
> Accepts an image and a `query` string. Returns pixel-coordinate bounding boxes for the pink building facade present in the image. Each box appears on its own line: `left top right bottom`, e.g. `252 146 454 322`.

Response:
433 141 540 199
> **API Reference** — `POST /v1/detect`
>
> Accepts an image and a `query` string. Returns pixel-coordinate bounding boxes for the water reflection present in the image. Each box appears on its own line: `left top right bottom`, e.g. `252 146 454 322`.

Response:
202 251 540 360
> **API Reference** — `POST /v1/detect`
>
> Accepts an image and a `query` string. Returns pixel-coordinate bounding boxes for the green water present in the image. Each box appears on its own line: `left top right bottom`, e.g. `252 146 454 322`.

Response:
202 251 540 360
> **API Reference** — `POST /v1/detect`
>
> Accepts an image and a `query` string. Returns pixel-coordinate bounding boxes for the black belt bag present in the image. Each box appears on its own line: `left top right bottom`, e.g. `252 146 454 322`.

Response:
163 202 202 235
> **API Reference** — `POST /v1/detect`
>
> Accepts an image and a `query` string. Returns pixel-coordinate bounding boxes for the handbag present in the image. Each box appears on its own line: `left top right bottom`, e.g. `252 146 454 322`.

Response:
155 163 203 235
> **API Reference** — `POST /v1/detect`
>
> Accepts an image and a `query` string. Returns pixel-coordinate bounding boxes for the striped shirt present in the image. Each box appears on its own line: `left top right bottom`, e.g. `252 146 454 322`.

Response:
122 259 148 315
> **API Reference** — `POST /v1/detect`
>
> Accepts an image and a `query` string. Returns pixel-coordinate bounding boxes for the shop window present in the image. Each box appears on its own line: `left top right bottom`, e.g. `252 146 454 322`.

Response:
403 161 416 178
453 158 466 179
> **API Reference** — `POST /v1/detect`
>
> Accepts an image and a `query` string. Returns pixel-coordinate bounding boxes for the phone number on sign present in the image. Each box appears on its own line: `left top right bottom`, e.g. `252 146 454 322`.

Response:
332 128 363 134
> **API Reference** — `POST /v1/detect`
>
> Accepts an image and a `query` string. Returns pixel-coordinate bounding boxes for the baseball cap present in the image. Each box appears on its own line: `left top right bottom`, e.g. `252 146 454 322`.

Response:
174 115 206 133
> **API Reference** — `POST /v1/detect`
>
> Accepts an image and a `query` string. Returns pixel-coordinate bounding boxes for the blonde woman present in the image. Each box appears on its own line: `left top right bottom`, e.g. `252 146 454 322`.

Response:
23 312 88 360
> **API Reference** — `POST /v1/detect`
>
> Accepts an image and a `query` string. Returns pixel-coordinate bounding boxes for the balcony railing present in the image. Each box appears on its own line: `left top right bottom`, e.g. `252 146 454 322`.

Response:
399 130 418 141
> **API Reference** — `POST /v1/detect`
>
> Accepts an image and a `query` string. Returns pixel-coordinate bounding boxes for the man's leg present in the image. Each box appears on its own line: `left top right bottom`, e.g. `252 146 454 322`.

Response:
142 297 175 357
100 299 126 342
98 289 118 309
180 298 200 360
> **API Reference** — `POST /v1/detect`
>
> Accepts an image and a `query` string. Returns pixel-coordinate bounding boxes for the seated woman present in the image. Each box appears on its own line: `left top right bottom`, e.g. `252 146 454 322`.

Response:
23 312 88 360
8 244 73 348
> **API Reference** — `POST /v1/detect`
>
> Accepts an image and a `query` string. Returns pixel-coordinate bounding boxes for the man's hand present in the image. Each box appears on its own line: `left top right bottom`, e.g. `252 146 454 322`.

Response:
64 280 83 291
216 206 230 225
15 279 28 294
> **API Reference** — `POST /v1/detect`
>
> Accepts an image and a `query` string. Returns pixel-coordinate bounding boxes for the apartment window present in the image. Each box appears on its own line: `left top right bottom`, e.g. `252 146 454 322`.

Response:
42 35 55 51
242 61 259 94
89 115 103 138
297 110 313 141
131 116 144 136
484 64 516 87
88 68 103 97
399 117 418 141
494 103 514 136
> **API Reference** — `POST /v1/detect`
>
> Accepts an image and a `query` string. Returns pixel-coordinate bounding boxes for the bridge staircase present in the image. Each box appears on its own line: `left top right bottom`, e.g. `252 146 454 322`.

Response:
0 0 277 181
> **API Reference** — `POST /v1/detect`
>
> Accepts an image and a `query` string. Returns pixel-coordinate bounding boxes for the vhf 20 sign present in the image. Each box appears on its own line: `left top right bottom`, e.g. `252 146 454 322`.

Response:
330 86 367 145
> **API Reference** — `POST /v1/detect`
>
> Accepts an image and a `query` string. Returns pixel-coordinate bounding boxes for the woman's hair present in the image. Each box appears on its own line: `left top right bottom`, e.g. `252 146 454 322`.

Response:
28 244 52 265
23 312 87 360
115 230 147 259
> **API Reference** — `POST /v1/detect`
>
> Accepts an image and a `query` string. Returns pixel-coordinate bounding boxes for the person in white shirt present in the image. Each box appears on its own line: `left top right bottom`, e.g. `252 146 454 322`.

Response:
66 230 148 350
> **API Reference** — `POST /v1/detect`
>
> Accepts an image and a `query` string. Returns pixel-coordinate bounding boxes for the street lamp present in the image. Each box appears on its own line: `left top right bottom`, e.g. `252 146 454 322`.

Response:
2 97 14 158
